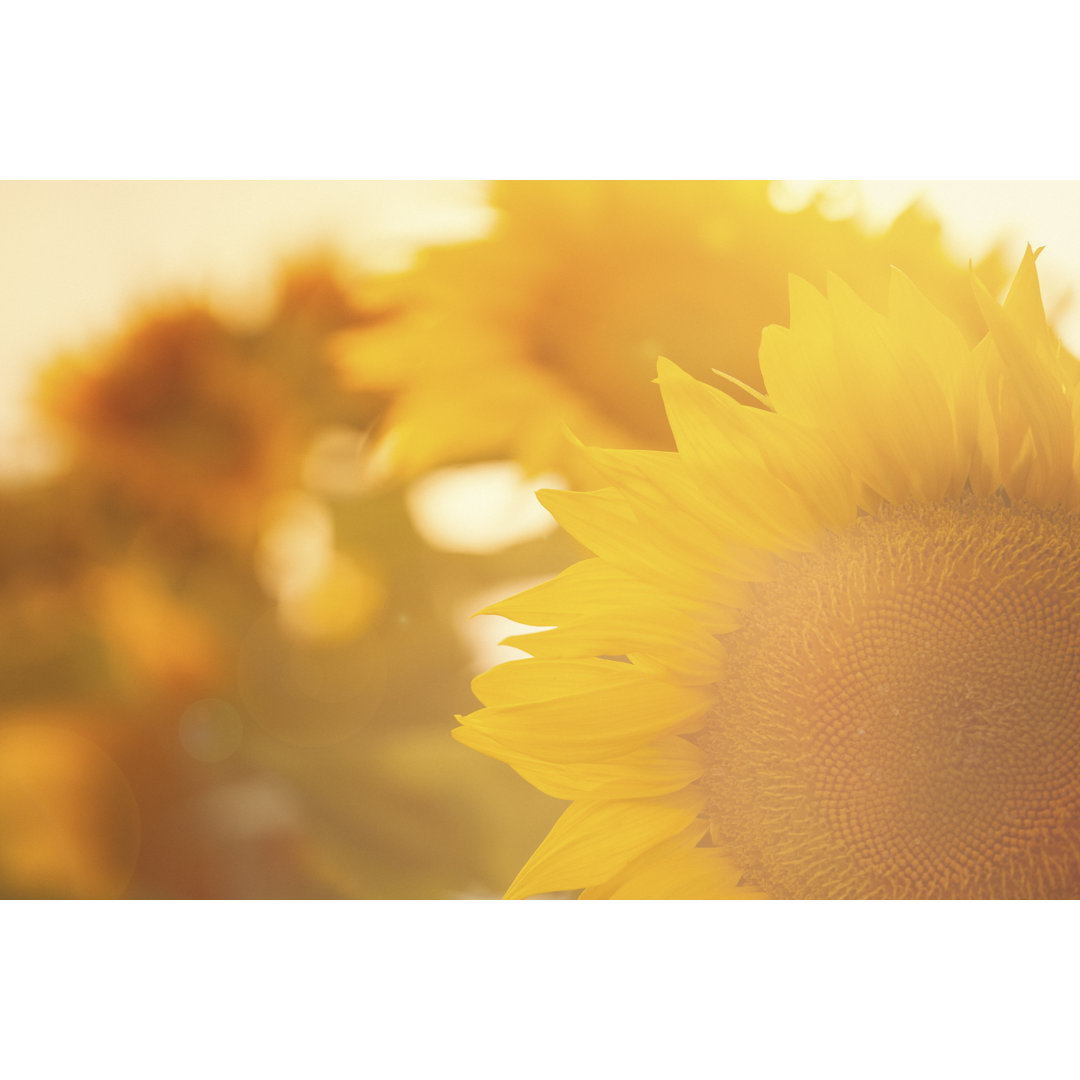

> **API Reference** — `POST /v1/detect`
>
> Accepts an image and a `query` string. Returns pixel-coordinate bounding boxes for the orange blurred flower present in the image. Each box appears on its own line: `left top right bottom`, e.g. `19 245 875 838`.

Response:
38 255 385 545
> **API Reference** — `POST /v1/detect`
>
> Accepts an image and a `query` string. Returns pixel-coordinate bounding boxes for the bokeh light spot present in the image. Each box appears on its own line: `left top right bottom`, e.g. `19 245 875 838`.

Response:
302 425 372 497
277 551 385 644
767 180 820 214
255 490 334 600
405 461 567 555
178 698 244 764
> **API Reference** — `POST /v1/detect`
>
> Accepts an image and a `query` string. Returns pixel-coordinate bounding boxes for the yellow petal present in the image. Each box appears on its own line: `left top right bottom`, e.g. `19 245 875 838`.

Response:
537 487 762 600
485 559 735 684
453 727 705 801
762 271 960 505
887 267 978 495
471 656 637 708
580 820 708 898
1002 245 1053 355
971 258 1073 504
483 557 745 627
502 621 726 686
758 275 835 428
573 442 785 579
504 787 705 899
458 660 713 762
610 846 752 899
656 357 855 540
826 272 955 502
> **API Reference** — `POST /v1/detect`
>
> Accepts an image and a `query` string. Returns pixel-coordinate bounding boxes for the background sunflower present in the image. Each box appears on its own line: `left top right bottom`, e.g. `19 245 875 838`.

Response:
333 180 1005 483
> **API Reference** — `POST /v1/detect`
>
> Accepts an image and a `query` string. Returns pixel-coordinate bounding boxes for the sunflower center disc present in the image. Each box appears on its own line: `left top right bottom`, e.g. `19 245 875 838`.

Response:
704 496 1080 899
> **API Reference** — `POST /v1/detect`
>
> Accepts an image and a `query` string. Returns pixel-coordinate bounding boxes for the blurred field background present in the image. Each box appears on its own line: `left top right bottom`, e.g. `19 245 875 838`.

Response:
1 179 1078 899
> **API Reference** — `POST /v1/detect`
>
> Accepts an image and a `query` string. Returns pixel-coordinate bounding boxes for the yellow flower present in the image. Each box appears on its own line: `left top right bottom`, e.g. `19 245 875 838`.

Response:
37 256 382 545
336 181 1002 482
39 305 303 543
15 254 556 899
456 248 1080 900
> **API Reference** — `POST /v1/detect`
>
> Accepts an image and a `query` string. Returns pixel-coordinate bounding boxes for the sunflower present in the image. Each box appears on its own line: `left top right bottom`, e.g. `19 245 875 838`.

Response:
37 255 383 545
13 253 557 899
455 248 1080 900
38 305 303 544
335 181 1003 482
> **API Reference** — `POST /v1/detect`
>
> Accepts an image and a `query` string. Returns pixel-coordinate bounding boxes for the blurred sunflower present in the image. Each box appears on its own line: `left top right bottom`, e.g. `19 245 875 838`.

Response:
5 252 560 899
37 254 385 545
457 249 1080 900
39 306 301 544
335 181 1004 482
